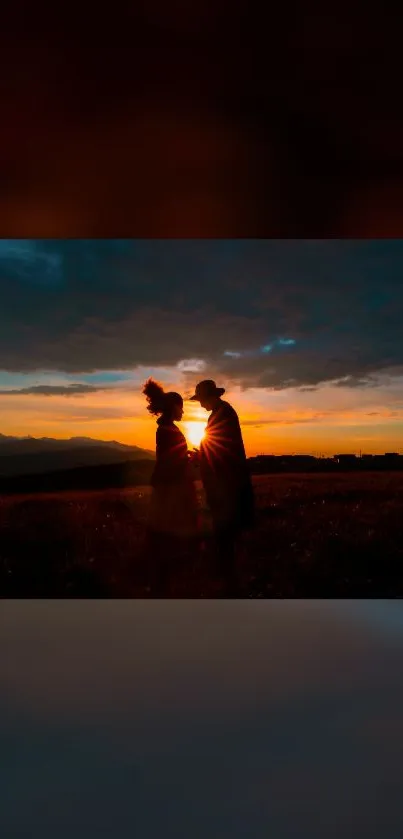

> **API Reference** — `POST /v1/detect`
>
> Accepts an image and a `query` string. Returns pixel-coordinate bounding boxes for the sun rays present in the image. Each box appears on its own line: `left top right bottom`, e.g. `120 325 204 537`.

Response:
182 421 206 448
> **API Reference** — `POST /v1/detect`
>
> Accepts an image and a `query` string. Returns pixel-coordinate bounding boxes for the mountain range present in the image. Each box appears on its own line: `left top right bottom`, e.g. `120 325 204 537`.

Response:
0 434 155 477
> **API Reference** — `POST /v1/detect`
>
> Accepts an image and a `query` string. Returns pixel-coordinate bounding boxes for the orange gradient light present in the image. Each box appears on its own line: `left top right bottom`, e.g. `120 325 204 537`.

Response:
183 421 206 448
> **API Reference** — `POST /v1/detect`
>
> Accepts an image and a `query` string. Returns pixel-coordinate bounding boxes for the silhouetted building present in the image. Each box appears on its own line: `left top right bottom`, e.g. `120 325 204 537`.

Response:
334 454 358 466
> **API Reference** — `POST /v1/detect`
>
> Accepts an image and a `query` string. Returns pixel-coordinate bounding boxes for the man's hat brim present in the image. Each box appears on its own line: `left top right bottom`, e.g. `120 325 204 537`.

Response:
189 386 225 401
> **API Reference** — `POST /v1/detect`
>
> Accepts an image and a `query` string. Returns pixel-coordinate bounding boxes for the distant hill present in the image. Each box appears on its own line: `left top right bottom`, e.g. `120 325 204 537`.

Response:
0 434 155 477
1 436 402 497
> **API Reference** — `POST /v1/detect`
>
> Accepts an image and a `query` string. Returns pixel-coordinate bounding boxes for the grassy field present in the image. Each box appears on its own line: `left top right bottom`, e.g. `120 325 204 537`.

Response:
1 471 403 597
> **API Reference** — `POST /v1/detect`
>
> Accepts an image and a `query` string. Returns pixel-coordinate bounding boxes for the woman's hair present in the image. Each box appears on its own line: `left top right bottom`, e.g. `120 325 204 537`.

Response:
143 378 183 417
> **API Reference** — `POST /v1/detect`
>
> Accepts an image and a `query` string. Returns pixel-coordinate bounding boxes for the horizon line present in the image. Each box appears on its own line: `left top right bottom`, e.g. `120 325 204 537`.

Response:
0 431 402 460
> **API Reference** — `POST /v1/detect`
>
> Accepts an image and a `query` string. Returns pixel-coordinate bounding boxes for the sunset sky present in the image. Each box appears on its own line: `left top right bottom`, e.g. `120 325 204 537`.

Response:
1 239 403 456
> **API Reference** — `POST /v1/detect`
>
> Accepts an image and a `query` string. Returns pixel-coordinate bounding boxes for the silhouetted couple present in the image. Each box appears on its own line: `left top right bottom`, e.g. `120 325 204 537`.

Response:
143 378 255 595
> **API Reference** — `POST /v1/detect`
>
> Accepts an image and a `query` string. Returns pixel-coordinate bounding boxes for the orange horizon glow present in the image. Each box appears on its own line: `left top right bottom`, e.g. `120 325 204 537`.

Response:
0 381 402 458
0 416 401 458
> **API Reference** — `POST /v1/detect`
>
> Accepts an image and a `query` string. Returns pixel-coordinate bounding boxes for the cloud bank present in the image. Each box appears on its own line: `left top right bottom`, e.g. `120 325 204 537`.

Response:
0 384 105 396
1 240 403 392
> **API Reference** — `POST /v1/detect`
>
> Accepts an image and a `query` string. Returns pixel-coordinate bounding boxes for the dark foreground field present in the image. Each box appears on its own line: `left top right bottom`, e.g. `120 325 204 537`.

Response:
1 471 403 597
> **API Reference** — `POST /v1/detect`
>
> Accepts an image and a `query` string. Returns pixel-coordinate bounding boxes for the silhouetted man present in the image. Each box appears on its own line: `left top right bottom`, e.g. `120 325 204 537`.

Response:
190 380 255 593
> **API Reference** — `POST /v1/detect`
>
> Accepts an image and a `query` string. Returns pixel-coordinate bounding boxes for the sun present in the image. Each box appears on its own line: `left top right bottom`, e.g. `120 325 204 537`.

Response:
183 421 206 448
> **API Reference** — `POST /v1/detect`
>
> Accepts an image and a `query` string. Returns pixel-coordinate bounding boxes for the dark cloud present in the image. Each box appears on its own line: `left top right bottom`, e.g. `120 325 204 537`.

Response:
1 240 403 391
0 384 105 396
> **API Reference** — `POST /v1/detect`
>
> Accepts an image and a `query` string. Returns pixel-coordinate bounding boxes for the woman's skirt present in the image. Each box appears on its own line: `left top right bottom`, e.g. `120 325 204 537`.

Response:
145 480 200 593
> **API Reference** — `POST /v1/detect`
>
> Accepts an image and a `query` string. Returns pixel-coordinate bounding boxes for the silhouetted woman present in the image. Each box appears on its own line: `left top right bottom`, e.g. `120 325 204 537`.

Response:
143 378 199 593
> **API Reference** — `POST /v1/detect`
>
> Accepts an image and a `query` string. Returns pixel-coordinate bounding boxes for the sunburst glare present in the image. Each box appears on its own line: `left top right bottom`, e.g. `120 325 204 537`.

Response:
183 421 206 448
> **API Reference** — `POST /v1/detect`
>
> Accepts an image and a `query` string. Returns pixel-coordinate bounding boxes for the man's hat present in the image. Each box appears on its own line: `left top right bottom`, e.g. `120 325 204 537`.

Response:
189 380 225 401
